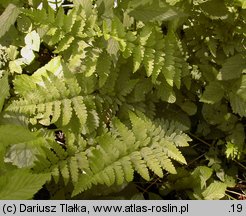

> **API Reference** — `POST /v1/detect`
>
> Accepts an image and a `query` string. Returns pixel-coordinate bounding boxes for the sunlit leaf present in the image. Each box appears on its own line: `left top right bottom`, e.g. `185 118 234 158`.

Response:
0 4 20 38
25 30 40 52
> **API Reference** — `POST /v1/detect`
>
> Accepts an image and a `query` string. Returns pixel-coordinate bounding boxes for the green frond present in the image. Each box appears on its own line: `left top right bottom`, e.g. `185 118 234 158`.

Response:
139 25 153 46
34 154 52 172
130 151 150 180
122 42 135 58
22 5 88 53
47 29 64 46
72 113 190 196
153 148 177 174
51 166 60 184
133 45 144 72
0 0 243 201
140 147 163 178
69 156 79 183
152 51 165 82
120 156 134 182
49 139 67 159
51 101 62 124
143 48 155 77
172 133 191 147
112 161 125 185
112 118 136 150
132 79 153 102
161 140 187 164
60 160 70 185
104 166 115 186
61 99 73 125
33 133 90 185
0 72 10 112
125 25 188 90
6 60 99 130
14 56 64 97
162 35 176 86
96 52 112 88
54 35 75 53
129 112 148 141
42 145 59 164
84 47 101 77
86 110 100 133
72 96 88 126
63 7 78 33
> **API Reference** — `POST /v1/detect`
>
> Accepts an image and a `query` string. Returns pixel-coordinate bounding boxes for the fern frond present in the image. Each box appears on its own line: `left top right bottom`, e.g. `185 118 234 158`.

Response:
161 140 187 164
22 5 89 55
130 151 150 180
143 48 155 77
162 34 176 87
63 7 78 33
72 112 190 196
153 148 176 174
156 79 176 103
86 110 100 133
133 45 144 72
96 52 112 88
60 160 70 185
51 166 60 184
152 51 165 82
54 35 75 53
72 96 88 126
51 101 62 124
69 156 79 183
33 133 89 186
61 99 73 125
140 147 163 178
112 161 125 185
0 72 10 112
84 47 101 77
7 62 97 130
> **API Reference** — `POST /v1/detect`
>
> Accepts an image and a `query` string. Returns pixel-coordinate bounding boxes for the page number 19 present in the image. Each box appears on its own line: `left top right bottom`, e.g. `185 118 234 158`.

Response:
230 204 242 213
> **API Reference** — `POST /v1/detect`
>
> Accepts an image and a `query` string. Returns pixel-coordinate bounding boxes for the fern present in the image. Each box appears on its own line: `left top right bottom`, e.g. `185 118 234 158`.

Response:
1 0 244 200
96 51 112 88
0 71 9 112
6 60 98 132
22 111 190 196
33 131 89 185
21 4 95 57
72 112 190 196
